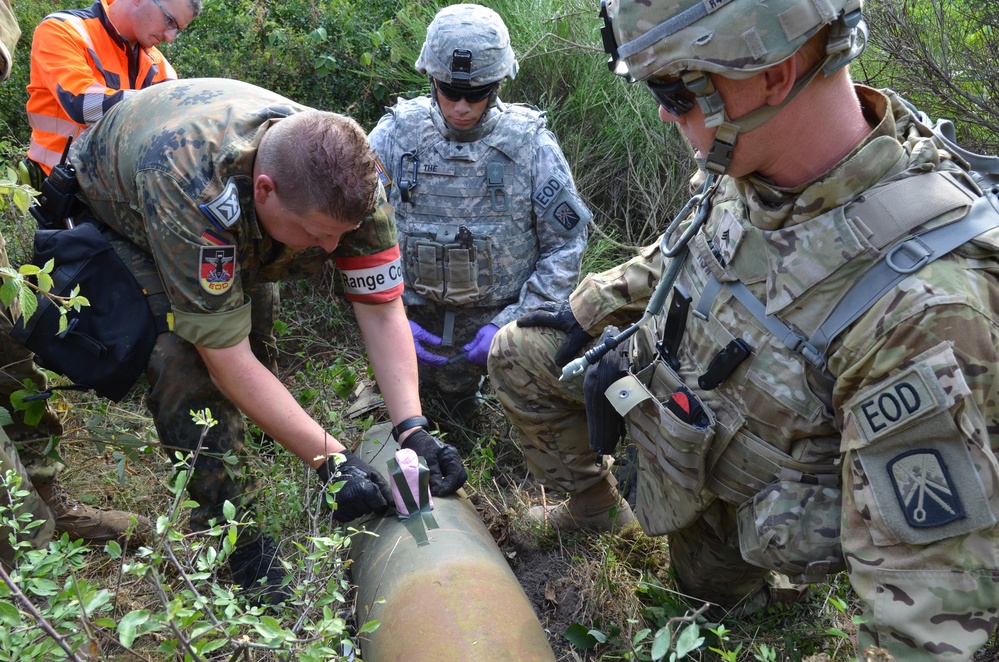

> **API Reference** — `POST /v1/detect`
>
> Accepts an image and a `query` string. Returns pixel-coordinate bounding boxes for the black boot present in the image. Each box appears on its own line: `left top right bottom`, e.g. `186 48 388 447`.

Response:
228 535 292 605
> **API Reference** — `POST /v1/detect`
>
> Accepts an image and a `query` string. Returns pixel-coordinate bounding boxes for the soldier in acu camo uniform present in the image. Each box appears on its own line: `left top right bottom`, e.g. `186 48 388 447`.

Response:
67 78 468 603
368 4 591 419
488 0 999 658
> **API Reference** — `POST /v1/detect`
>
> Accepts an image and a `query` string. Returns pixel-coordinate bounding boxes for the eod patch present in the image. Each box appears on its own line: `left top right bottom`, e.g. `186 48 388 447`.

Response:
849 358 997 544
199 245 236 295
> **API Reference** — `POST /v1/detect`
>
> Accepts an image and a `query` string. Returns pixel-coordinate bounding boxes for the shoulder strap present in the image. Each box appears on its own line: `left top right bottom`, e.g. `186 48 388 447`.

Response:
804 188 999 370
712 184 999 378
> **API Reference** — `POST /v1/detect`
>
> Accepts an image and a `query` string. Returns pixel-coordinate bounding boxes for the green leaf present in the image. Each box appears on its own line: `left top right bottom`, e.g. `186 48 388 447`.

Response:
651 626 672 661
674 623 704 658
18 286 37 322
357 619 380 634
252 615 288 639
222 500 236 522
0 278 18 307
0 407 12 427
0 601 20 626
563 622 598 650
117 610 150 648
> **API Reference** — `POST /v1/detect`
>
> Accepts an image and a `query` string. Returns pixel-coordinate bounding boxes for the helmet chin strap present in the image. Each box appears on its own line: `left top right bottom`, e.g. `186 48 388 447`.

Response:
686 61 829 176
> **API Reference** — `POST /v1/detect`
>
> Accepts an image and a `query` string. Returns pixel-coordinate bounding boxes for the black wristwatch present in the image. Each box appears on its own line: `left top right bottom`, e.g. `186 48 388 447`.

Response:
391 415 430 441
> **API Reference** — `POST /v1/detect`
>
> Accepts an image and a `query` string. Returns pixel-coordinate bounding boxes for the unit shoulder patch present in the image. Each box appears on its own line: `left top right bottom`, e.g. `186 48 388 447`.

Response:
887 448 965 528
199 244 236 295
533 174 565 209
200 177 242 230
848 362 947 445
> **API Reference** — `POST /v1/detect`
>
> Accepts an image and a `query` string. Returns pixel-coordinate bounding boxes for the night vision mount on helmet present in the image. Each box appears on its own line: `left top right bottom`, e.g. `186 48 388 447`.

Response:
415 3 518 88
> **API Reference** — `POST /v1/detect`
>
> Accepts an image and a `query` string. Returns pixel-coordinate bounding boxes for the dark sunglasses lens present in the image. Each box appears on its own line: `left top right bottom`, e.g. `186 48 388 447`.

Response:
647 80 695 116
437 81 494 103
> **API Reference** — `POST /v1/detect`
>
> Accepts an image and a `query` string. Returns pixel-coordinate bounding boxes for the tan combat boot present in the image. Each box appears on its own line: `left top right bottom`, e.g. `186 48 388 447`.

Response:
36 480 151 545
528 476 637 533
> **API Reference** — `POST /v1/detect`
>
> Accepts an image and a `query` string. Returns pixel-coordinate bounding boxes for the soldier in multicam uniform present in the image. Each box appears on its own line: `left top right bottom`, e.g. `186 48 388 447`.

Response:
67 77 468 602
0 0 55 569
488 0 999 658
0 0 147 558
368 4 591 419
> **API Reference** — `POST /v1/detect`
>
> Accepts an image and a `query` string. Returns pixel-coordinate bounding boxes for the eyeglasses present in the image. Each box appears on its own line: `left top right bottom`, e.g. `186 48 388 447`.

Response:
646 77 696 117
150 0 180 32
434 79 496 104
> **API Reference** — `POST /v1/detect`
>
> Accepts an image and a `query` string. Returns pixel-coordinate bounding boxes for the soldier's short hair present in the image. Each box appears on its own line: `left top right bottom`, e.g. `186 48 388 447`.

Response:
259 111 378 225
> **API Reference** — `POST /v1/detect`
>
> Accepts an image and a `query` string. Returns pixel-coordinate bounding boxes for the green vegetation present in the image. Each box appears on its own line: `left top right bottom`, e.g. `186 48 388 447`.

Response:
1 0 997 660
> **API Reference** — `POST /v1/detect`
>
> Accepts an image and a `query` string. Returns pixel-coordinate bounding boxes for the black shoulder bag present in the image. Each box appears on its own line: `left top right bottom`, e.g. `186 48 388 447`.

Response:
10 222 161 402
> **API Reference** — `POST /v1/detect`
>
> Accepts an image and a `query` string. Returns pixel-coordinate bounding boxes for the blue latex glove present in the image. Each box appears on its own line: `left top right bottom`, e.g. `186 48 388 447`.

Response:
409 320 449 366
462 323 499 366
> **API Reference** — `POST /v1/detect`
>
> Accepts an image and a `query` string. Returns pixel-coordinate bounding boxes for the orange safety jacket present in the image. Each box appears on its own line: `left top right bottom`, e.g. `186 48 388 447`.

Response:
26 0 176 173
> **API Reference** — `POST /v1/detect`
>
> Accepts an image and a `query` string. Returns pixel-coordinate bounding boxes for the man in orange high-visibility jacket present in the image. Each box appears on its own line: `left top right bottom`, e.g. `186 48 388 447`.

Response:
22 0 201 185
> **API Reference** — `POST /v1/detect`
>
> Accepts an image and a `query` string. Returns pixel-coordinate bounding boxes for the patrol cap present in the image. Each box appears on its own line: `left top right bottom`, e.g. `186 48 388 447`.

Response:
415 3 518 87
600 0 866 82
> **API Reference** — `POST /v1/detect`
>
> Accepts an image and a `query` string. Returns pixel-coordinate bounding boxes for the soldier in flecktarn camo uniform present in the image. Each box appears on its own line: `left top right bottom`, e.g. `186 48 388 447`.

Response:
68 78 468 604
368 4 591 420
488 0 999 658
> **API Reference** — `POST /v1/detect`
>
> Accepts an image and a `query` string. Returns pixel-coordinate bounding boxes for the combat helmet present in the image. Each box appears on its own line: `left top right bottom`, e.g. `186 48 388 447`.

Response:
599 0 867 174
416 3 518 88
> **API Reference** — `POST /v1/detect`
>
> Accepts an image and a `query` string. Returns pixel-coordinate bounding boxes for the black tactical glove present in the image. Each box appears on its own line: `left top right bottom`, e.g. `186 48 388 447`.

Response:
317 451 393 523
400 429 467 496
583 325 628 456
517 301 594 368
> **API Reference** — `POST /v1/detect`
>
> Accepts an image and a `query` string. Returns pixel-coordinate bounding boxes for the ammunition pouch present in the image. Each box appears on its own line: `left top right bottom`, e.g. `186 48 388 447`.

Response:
613 325 840 541
583 325 628 456
736 477 845 583
404 225 493 306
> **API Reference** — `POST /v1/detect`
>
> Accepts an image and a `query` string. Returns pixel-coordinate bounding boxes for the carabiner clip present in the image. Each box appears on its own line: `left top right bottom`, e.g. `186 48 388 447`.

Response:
659 173 718 258
399 152 419 203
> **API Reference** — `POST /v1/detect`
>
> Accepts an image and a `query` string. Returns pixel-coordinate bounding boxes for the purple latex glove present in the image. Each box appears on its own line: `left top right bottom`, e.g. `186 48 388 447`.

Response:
409 320 449 366
462 323 499 366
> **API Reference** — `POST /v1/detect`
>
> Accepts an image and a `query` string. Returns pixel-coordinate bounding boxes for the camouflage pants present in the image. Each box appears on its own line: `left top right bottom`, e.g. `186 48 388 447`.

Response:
108 231 279 541
0 302 65 487
487 320 770 607
0 426 55 569
407 304 499 405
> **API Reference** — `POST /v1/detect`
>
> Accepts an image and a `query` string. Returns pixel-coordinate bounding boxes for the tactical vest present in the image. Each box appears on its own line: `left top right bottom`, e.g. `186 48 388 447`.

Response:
610 164 999 581
386 98 546 307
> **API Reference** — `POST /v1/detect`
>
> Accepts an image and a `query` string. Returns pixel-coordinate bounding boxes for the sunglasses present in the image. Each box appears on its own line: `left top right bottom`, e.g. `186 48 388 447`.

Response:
647 77 696 117
434 79 496 104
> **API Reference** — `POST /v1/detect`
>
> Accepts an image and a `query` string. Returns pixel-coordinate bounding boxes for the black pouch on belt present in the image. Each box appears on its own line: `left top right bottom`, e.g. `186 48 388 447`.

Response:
583 325 629 456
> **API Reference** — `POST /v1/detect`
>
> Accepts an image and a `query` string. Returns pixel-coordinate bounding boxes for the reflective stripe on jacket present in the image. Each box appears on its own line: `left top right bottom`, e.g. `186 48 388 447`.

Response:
26 0 176 173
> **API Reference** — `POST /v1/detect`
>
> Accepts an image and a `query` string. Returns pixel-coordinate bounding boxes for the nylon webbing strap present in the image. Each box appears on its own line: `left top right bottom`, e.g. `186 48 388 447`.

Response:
388 455 439 547
616 1 710 60
725 279 806 351
850 171 975 250
808 191 999 362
